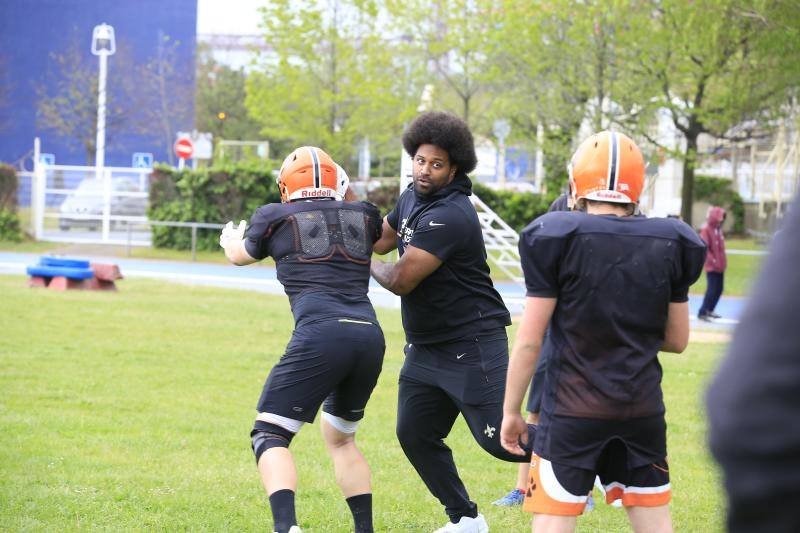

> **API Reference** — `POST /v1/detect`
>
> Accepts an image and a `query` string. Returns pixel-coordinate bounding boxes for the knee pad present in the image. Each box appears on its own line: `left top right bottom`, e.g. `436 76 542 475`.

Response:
251 421 296 463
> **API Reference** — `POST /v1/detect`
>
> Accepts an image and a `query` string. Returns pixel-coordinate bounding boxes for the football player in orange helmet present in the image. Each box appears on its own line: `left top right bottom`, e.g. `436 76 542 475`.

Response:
274 146 350 203
221 146 384 533
502 131 706 532
567 130 645 214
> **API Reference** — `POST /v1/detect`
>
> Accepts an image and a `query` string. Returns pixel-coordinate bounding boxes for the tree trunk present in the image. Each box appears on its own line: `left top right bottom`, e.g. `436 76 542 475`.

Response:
84 141 95 166
680 133 698 226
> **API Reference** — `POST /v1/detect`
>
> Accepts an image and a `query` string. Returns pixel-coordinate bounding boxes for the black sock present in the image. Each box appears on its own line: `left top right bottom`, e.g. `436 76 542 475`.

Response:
448 501 478 523
269 489 297 533
346 493 373 533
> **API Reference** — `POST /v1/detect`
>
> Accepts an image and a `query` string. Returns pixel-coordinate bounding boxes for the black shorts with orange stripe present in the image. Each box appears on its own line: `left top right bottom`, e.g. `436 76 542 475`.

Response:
535 413 667 470
522 451 670 515
524 414 671 515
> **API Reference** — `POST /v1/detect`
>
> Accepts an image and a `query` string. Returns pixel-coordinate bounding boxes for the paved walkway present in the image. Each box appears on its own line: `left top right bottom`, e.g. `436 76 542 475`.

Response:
0 251 746 330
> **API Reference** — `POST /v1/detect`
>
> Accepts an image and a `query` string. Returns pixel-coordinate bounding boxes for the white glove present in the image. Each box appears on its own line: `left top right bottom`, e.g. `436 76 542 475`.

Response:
219 220 246 249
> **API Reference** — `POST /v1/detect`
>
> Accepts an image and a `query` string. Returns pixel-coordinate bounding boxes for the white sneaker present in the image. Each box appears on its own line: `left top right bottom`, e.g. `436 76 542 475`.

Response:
433 513 489 533
273 527 302 533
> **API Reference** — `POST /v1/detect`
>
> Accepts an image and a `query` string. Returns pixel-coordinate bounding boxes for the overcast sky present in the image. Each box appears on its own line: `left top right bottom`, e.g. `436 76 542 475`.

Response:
196 0 263 34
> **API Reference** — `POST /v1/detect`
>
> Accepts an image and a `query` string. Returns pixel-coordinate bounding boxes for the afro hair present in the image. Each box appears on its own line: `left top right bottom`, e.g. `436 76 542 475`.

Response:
402 111 477 179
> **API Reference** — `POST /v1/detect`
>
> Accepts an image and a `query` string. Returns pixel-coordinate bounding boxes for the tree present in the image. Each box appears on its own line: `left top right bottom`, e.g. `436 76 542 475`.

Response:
195 45 264 142
385 0 503 130
488 0 631 195
35 30 195 167
246 0 416 174
127 31 194 166
35 36 129 164
615 0 800 224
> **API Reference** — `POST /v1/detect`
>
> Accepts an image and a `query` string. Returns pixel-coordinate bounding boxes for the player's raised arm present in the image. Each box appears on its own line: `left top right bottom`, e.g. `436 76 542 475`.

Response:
220 220 257 265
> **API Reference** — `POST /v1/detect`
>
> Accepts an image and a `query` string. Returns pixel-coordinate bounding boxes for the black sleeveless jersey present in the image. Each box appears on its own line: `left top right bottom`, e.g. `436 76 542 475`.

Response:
245 199 382 327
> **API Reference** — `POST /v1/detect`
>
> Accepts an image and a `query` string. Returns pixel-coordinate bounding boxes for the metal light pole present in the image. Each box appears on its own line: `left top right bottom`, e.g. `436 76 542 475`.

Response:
92 23 115 241
493 119 511 188
91 23 116 175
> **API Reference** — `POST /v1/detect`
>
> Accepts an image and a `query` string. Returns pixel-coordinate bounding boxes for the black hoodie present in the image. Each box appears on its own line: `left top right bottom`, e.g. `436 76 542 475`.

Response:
386 177 511 344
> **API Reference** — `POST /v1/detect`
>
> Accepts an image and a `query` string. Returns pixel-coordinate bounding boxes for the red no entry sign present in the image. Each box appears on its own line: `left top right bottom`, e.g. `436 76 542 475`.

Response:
174 137 194 160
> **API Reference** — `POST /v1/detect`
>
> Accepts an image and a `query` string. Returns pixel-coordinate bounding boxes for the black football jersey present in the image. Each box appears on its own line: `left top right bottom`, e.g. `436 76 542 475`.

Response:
386 180 511 344
245 200 382 326
519 211 706 419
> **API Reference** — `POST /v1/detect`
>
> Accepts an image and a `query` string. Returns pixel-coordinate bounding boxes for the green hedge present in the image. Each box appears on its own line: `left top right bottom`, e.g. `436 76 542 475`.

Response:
0 163 22 241
0 210 22 242
694 175 745 234
148 161 279 251
148 166 549 251
365 181 548 233
365 182 401 218
472 183 550 232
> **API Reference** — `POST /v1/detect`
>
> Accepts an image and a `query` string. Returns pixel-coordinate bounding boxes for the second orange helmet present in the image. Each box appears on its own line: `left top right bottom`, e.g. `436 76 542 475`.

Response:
568 131 645 205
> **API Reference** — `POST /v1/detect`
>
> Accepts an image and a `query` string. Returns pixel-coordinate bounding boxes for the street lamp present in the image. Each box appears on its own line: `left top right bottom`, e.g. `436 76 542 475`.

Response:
91 23 115 174
493 119 511 187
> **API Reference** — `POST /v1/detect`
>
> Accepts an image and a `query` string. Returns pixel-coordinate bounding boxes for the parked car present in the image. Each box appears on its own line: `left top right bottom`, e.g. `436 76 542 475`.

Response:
59 178 147 231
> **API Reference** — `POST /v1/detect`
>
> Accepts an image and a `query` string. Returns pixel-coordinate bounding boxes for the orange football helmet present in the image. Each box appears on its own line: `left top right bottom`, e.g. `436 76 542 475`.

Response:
568 131 645 205
277 146 340 202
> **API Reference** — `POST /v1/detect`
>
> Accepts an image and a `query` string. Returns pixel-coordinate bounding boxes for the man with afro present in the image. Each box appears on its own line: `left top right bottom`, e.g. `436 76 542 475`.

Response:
371 111 534 532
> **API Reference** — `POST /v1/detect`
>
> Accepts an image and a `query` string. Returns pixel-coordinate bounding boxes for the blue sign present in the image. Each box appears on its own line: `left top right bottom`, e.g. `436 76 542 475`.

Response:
132 152 154 168
39 153 55 166
505 147 533 181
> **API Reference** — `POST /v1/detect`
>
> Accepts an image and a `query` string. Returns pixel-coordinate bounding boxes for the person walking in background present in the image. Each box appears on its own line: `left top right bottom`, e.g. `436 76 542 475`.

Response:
697 206 727 321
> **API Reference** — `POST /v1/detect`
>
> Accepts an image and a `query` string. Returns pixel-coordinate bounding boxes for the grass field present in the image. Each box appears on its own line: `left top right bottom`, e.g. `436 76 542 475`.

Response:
686 253 764 297
0 275 726 531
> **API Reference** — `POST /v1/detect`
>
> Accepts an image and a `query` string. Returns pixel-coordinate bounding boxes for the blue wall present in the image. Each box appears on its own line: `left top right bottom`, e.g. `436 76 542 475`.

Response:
0 0 196 168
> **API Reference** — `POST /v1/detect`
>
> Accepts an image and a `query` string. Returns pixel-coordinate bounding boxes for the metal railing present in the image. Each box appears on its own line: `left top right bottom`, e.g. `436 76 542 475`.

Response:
470 194 525 288
136 220 224 261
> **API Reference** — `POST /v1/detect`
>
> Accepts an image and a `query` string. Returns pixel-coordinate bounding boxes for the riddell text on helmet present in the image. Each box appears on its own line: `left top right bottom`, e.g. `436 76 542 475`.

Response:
301 189 335 198
594 190 624 199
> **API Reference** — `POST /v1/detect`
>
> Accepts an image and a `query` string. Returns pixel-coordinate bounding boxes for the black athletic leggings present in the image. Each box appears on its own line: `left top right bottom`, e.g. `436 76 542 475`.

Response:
395 332 534 522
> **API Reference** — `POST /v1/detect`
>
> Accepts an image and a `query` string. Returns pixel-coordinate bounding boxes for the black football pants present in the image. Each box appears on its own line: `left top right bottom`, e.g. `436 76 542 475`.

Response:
395 330 534 522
